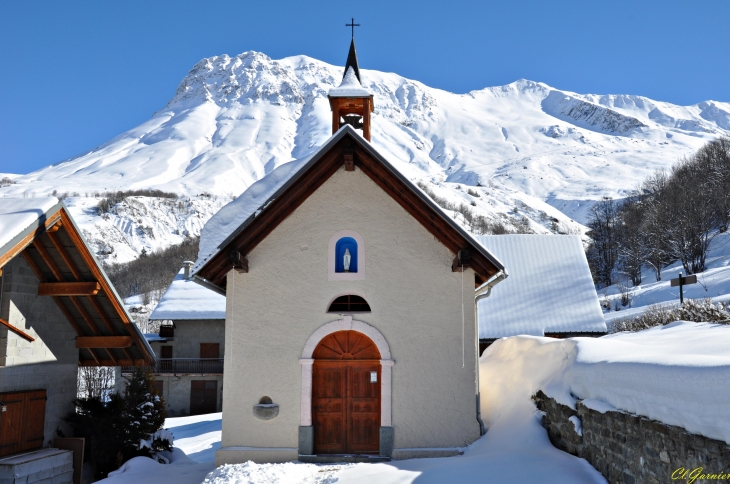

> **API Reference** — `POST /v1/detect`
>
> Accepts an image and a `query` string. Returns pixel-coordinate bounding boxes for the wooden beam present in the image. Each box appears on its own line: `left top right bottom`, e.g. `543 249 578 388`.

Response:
69 296 116 365
56 211 152 364
47 230 82 280
87 297 134 361
20 251 45 281
0 318 35 342
344 153 355 171
38 282 100 296
76 336 132 348
32 239 64 281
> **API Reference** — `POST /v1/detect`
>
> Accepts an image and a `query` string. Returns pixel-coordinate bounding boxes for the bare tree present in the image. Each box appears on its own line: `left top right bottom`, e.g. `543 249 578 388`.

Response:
586 198 621 287
616 196 648 286
641 171 675 281
78 367 116 399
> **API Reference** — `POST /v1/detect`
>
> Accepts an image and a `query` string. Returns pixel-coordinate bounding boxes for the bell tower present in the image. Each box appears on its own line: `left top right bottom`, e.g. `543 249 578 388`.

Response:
328 22 374 141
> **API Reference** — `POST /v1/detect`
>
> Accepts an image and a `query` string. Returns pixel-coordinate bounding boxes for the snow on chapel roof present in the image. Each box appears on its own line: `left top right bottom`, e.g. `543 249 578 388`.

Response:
476 235 606 339
193 126 505 284
150 267 226 320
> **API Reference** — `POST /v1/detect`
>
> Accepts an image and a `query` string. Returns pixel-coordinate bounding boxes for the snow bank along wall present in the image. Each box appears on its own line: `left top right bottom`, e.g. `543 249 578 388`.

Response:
534 391 730 484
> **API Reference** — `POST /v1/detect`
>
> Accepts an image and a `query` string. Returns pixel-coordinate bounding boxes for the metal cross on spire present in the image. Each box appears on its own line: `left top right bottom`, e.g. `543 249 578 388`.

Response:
346 18 360 39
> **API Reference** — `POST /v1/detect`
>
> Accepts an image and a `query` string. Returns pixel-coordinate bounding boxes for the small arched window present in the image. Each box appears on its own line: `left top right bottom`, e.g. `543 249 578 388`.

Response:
328 295 371 313
334 237 358 273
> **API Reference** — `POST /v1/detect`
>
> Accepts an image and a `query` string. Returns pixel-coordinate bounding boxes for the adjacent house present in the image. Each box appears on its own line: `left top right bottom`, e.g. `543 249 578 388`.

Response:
142 261 226 416
191 39 508 465
475 234 607 354
0 198 154 479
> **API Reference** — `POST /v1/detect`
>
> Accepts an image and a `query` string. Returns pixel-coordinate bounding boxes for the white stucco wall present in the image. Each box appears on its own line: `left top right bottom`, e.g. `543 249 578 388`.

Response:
218 166 480 464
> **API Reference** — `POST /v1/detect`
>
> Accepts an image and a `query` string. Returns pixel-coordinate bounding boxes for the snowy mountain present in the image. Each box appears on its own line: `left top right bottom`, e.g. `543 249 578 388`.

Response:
2 51 729 262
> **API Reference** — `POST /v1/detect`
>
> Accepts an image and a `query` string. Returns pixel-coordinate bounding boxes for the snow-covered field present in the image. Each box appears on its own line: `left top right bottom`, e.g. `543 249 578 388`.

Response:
602 230 730 327
97 322 729 484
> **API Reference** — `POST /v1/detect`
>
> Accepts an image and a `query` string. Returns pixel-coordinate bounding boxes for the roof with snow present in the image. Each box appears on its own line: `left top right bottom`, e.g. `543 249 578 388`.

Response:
149 267 226 320
0 197 155 366
476 235 606 338
0 197 60 254
193 125 505 287
328 67 372 98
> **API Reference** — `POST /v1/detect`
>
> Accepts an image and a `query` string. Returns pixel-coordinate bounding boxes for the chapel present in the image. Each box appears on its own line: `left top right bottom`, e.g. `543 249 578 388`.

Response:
192 36 507 464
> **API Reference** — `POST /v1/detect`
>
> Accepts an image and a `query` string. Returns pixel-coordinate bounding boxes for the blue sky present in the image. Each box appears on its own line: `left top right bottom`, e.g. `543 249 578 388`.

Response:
0 0 728 175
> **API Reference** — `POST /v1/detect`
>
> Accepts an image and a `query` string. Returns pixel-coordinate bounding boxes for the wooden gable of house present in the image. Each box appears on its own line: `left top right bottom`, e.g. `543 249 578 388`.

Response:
0 205 154 367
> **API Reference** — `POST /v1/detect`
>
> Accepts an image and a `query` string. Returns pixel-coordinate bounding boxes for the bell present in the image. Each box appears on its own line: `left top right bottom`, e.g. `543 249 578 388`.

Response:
342 114 364 129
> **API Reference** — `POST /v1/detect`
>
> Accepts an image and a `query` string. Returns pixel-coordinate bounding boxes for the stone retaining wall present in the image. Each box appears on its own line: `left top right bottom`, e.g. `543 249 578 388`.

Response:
533 391 730 484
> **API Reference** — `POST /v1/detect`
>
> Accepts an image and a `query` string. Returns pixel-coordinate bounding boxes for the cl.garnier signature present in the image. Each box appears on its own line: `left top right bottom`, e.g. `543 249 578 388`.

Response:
673 467 730 483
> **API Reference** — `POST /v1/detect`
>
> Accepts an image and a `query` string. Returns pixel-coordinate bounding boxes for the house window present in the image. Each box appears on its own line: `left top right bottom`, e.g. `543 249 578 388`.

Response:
200 343 220 359
328 295 371 313
160 345 173 359
335 237 358 273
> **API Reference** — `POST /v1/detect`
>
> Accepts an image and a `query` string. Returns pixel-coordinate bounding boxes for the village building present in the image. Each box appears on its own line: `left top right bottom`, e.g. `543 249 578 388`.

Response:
0 198 154 480
475 234 607 354
141 261 226 416
191 39 508 465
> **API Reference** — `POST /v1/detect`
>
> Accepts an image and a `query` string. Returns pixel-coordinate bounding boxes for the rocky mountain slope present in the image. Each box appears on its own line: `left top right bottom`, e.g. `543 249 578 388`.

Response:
2 51 728 263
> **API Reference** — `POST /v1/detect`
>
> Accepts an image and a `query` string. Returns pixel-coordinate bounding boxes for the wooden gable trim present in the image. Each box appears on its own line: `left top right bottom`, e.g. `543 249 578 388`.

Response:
5 207 153 366
56 209 152 364
197 132 500 287
200 148 343 285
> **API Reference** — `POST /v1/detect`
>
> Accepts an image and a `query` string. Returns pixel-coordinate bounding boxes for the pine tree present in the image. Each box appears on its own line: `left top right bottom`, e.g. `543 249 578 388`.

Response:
65 368 170 478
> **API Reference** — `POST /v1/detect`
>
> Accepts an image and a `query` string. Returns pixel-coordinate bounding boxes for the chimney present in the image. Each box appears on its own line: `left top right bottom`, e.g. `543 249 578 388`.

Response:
183 261 194 280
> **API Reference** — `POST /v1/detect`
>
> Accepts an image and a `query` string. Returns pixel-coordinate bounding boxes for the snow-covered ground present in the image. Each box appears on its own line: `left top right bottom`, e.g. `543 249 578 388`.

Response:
99 322 729 483
602 230 730 327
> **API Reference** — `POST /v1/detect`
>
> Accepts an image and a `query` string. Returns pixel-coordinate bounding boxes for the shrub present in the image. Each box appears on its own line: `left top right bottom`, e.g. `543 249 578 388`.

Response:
65 368 170 478
611 298 730 333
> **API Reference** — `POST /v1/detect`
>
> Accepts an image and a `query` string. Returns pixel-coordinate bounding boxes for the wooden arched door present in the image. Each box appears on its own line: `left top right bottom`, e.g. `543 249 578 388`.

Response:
312 330 381 454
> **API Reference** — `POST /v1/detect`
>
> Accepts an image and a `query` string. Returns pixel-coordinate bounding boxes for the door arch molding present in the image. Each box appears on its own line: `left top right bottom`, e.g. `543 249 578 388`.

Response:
299 316 395 427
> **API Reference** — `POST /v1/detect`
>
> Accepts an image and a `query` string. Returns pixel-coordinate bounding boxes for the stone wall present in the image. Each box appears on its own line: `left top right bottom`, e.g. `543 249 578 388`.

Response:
533 391 730 484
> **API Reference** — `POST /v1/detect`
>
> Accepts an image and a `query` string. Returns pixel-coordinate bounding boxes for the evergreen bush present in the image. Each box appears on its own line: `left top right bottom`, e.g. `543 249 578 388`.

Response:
65 368 171 478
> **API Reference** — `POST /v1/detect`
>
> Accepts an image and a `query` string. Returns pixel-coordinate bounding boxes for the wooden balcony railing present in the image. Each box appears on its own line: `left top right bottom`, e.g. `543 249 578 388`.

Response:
158 326 175 338
122 358 223 375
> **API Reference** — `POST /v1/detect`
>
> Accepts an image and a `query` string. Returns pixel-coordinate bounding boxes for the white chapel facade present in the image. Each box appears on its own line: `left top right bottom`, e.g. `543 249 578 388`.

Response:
192 39 507 464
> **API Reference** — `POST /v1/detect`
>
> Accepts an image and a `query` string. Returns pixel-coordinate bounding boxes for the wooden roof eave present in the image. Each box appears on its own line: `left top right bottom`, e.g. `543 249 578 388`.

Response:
56 209 155 365
195 125 506 288
1 203 155 367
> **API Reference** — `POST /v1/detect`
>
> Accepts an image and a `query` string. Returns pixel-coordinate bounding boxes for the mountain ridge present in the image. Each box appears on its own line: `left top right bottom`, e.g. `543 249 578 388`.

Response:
1 50 728 263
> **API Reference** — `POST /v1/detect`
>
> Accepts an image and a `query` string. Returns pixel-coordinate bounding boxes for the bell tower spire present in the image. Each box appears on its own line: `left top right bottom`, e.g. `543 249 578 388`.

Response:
328 19 374 141
344 38 361 84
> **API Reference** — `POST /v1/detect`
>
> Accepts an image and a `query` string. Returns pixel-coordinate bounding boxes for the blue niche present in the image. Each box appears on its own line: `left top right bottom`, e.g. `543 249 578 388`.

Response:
335 237 358 273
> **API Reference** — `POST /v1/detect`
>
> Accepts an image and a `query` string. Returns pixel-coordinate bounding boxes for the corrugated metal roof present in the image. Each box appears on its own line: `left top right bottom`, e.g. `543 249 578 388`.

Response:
476 235 606 338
